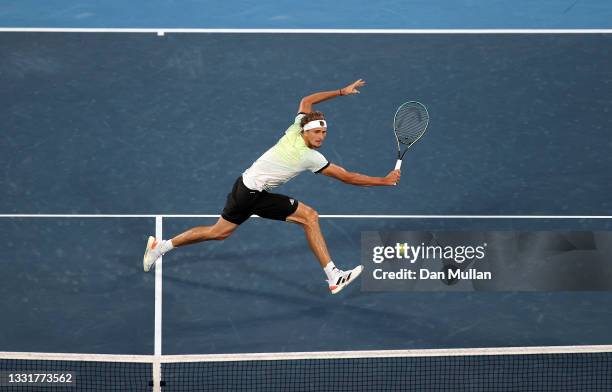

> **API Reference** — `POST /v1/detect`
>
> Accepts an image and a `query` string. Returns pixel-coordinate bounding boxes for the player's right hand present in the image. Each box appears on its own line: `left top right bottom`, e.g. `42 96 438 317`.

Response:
384 169 401 186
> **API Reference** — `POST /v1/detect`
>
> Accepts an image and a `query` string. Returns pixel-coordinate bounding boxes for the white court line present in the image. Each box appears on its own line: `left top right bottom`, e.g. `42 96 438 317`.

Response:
0 214 611 219
0 28 611 34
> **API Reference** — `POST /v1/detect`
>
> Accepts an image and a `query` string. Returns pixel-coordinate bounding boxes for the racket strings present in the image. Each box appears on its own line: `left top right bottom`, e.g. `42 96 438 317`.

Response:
394 103 429 145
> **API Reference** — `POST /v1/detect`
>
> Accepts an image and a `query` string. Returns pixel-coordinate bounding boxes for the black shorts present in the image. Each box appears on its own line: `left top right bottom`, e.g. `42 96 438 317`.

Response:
221 177 300 225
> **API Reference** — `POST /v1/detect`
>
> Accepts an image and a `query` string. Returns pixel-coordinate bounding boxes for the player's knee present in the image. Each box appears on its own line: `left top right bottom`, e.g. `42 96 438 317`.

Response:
214 231 232 241
304 206 319 226
211 227 233 241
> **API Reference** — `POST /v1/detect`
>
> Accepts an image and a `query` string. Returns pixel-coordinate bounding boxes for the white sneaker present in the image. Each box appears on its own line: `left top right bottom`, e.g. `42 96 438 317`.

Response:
328 265 364 294
143 236 162 272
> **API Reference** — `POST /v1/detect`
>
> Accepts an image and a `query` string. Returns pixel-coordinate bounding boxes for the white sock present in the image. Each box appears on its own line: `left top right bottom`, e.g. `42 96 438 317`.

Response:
160 239 174 255
323 261 339 281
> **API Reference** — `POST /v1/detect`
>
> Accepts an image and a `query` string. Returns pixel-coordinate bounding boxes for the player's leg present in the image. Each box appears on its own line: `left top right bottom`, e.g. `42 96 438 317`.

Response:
144 217 241 272
285 203 331 269
143 177 251 272
170 217 238 246
285 202 363 294
249 193 331 267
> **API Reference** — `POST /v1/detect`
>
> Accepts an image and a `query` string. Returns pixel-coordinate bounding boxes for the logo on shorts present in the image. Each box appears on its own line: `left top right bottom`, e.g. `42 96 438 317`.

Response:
289 199 295 205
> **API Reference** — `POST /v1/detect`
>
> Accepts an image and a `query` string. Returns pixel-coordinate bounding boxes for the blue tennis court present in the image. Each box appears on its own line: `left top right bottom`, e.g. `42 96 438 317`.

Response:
2 1 612 390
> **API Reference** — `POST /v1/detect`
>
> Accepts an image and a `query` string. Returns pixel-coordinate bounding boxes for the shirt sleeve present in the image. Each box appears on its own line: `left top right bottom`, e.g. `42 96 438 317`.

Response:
285 113 306 135
303 150 329 173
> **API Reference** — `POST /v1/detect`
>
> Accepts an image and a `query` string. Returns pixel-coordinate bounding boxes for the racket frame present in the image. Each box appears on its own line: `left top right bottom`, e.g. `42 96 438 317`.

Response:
393 101 429 170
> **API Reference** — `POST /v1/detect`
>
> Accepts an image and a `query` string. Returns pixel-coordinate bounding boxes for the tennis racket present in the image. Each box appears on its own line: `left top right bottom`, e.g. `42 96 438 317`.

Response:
393 101 429 170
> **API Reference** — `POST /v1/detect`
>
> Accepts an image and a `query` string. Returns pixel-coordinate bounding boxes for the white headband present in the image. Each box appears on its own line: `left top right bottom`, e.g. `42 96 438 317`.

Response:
302 119 327 131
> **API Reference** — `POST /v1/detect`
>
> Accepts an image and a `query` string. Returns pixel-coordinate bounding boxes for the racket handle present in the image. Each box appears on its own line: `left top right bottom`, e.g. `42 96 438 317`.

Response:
394 159 402 170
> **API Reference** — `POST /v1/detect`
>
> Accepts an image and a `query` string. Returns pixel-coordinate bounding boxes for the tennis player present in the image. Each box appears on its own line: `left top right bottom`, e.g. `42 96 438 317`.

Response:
143 79 401 294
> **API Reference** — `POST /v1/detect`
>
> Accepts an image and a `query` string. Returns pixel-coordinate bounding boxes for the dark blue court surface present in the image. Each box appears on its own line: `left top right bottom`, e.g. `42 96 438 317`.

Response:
1 30 612 358
2 216 612 355
2 33 612 215
0 218 154 354
162 218 612 354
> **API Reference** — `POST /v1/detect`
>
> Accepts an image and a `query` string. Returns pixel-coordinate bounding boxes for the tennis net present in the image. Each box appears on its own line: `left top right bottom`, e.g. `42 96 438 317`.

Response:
1 345 611 391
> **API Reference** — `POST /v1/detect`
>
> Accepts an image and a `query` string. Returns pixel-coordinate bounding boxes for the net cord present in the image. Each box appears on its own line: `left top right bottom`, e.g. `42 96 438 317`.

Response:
5 344 611 363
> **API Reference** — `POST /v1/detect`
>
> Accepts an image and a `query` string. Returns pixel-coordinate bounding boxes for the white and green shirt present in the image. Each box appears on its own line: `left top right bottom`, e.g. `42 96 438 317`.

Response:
242 114 329 191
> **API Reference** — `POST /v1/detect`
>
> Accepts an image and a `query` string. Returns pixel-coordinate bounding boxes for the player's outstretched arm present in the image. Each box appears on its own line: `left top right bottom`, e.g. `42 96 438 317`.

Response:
298 79 366 113
321 163 400 186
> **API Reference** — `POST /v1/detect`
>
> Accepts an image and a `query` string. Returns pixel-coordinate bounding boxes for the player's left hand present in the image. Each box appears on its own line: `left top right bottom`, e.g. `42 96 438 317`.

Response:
341 79 366 95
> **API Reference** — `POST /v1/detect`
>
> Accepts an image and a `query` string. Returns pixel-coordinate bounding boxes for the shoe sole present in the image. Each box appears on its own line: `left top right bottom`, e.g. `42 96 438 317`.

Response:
143 236 155 272
330 265 364 295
